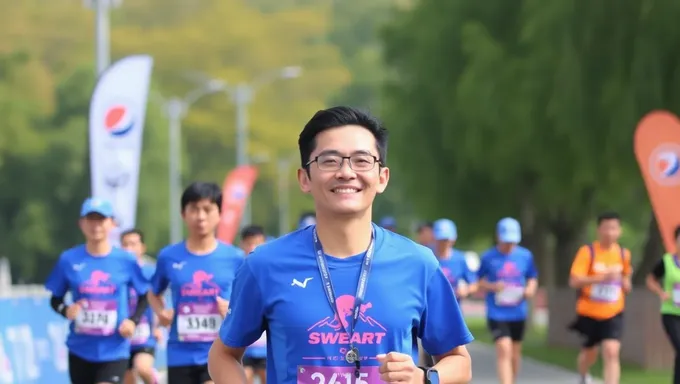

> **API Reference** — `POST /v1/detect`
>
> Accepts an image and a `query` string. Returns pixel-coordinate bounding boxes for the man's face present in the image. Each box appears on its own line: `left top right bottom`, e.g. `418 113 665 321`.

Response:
418 226 434 245
182 198 221 237
297 125 389 216
597 218 621 244
121 233 146 258
240 234 266 254
79 213 114 241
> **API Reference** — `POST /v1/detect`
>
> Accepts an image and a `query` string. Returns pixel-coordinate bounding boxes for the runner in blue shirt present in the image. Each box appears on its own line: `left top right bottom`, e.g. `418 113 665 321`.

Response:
121 229 161 384
477 217 538 384
45 197 151 384
299 212 317 230
237 225 268 384
208 106 474 384
379 216 397 232
416 222 435 252
432 219 478 299
148 182 244 384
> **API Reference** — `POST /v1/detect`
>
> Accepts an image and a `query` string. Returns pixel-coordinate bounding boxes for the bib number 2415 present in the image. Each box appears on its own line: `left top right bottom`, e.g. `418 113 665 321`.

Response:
298 366 379 384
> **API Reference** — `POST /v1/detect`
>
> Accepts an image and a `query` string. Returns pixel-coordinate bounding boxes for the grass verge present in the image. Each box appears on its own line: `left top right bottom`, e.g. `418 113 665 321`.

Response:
465 317 670 384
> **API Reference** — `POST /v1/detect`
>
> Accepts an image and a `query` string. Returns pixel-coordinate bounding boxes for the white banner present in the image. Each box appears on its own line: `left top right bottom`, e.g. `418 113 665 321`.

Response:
89 55 154 246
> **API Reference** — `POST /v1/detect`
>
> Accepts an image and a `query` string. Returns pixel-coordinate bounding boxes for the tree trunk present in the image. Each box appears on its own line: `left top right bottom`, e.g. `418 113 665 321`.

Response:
632 213 664 285
551 216 589 287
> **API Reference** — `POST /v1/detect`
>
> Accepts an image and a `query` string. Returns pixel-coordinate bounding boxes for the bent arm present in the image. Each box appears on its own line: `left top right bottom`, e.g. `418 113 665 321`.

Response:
147 291 166 316
208 338 248 384
433 345 472 384
49 295 68 318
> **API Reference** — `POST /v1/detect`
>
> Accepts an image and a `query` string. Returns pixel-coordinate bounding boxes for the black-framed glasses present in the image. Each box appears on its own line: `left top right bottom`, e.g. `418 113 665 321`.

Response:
306 154 381 171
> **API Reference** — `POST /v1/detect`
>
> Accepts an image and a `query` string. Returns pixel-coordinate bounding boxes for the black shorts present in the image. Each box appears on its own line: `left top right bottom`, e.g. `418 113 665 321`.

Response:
568 312 624 348
242 356 267 370
487 319 526 342
168 364 212 384
128 347 156 369
68 353 128 384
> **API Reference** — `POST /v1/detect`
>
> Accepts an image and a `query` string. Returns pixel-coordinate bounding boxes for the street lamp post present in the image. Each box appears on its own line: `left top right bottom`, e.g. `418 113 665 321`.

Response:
160 80 227 244
230 66 302 227
83 0 122 76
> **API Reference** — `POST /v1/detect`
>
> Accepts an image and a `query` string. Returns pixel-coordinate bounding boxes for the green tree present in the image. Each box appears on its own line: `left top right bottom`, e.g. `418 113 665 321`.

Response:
382 0 680 285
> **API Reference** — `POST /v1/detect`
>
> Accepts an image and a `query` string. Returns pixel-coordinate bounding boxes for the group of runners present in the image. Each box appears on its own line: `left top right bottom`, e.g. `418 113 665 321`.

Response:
43 105 678 384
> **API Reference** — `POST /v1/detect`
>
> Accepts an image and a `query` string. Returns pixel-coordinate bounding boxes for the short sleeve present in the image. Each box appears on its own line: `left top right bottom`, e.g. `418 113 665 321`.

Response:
419 267 474 355
151 254 169 295
651 259 665 280
477 254 489 280
129 258 150 294
570 246 591 277
462 259 477 283
525 252 538 279
219 259 265 348
45 256 68 297
219 257 244 300
623 249 633 276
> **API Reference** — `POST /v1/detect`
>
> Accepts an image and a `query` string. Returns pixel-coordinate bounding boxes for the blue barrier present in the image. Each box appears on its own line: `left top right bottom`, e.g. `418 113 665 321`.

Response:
0 296 168 384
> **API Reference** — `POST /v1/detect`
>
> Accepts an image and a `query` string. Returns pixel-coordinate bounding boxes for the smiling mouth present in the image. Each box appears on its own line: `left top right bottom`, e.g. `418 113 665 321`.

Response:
331 187 361 194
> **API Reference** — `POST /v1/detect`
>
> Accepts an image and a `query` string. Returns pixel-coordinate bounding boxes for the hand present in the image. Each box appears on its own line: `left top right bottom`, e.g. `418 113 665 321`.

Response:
660 291 670 301
494 281 505 292
456 285 469 299
153 328 163 342
376 352 422 383
157 309 174 327
622 279 632 294
216 296 229 318
523 288 535 299
118 319 136 338
604 270 622 281
65 301 84 320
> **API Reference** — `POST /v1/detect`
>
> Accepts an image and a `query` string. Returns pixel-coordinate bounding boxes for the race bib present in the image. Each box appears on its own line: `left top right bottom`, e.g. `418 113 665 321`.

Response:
131 317 151 345
297 366 379 384
177 302 221 342
672 283 680 306
590 283 620 302
75 299 118 336
252 332 267 347
495 284 524 306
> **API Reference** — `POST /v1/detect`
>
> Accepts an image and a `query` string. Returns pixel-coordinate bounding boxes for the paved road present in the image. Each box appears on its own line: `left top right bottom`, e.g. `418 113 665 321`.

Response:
469 341 597 383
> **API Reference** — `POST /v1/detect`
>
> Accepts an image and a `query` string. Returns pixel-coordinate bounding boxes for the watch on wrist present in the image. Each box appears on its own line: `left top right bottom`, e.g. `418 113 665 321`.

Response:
418 367 440 384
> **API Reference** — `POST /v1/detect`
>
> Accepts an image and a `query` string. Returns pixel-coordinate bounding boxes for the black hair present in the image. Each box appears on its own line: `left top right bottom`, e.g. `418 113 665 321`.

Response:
417 222 433 233
298 106 388 169
597 211 621 225
241 225 265 240
120 228 144 243
181 182 222 212
674 225 680 241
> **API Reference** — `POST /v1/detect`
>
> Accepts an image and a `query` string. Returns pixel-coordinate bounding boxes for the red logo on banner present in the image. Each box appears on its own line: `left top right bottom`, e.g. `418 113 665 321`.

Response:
216 165 259 244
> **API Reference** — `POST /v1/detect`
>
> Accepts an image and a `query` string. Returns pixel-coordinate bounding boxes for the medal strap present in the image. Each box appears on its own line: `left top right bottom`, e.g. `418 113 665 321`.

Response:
313 226 375 342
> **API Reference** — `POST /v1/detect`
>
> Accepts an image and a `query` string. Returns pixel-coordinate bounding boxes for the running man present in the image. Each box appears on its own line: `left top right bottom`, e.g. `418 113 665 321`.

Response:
379 216 397 232
45 198 150 384
121 229 161 384
148 182 245 384
298 212 316 230
238 225 268 384
209 106 474 384
568 212 632 384
478 217 538 384
432 218 478 299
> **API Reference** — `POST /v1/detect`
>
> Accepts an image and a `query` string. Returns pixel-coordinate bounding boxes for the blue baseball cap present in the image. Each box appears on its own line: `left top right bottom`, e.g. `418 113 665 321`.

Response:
497 217 521 243
433 219 457 241
379 216 397 228
80 197 115 218
298 215 316 229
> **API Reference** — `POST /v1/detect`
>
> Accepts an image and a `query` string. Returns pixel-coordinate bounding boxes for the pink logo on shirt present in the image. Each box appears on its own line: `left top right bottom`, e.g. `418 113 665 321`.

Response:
79 270 116 294
180 270 220 297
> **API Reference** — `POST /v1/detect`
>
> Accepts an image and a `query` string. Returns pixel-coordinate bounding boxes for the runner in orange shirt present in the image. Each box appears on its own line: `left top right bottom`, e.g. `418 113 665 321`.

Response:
568 212 632 384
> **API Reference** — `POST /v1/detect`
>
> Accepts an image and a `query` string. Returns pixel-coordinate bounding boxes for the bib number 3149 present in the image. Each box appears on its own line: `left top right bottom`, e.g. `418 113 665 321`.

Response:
298 366 379 384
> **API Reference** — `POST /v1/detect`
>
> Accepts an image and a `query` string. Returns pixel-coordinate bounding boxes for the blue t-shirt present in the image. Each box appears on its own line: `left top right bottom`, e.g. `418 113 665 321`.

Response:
151 241 244 367
477 246 538 321
44 245 150 362
219 225 474 384
130 263 157 351
439 249 477 290
244 332 267 359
